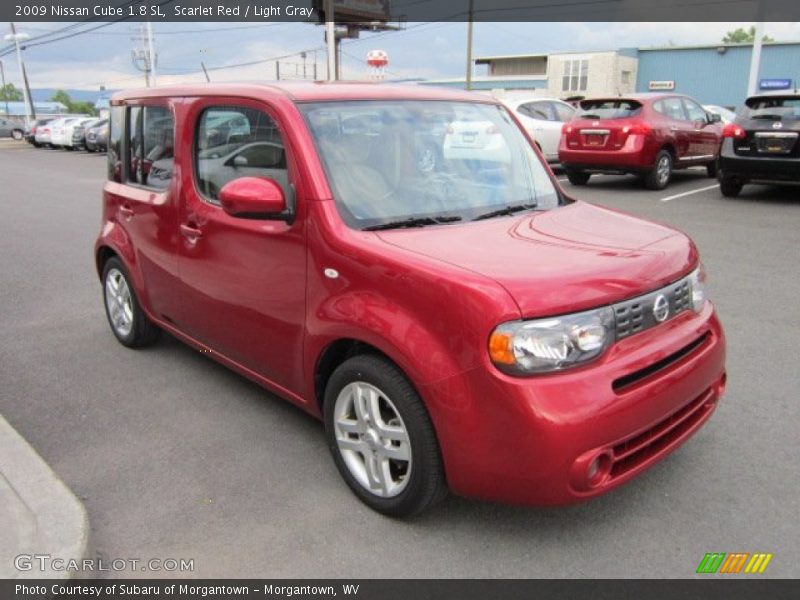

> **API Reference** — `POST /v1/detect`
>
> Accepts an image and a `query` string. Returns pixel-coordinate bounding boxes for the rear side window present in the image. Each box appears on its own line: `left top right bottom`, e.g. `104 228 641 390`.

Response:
743 96 800 121
194 106 288 203
518 101 555 121
653 98 687 121
107 106 124 183
128 106 174 190
577 99 642 120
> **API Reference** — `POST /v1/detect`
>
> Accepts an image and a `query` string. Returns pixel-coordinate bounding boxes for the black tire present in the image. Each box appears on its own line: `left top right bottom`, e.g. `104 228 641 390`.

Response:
644 149 673 190
719 177 743 198
565 169 591 186
324 354 447 517
706 160 718 179
101 256 160 348
12 129 23 140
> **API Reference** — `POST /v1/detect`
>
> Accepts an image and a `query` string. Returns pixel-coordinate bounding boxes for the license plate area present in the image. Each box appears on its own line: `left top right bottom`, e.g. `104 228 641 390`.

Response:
754 131 798 155
580 128 610 148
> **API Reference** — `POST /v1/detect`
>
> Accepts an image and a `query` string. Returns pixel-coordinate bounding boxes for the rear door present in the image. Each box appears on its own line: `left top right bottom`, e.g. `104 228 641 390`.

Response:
105 101 181 322
682 97 720 160
653 97 692 159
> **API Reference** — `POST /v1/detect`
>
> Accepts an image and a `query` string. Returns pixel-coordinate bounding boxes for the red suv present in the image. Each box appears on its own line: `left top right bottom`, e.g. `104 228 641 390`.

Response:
95 83 726 516
559 94 723 189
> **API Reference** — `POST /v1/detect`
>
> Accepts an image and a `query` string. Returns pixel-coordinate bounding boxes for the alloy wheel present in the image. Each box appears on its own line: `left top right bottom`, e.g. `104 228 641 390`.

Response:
104 268 134 338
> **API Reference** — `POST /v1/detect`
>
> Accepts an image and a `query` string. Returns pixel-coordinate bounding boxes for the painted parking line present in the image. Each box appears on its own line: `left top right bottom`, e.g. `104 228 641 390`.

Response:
659 183 720 202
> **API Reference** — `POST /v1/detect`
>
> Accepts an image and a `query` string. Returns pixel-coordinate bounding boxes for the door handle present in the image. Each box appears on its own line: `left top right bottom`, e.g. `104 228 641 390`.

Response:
180 223 203 242
119 204 134 219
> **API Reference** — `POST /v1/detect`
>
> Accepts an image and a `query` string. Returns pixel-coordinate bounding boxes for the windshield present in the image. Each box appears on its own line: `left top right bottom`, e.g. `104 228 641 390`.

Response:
743 96 800 121
300 100 560 230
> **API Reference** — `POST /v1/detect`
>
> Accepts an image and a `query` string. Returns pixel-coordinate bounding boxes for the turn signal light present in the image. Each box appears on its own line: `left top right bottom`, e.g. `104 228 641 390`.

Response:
722 124 746 139
488 332 515 365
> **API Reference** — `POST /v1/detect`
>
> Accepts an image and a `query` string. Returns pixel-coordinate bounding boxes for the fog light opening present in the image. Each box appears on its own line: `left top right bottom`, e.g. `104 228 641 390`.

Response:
586 452 613 487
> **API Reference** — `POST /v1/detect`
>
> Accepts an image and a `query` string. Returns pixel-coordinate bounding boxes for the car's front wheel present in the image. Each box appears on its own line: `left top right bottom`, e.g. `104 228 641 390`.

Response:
644 150 673 190
102 257 160 348
719 177 743 197
324 354 446 517
12 129 23 140
706 160 718 178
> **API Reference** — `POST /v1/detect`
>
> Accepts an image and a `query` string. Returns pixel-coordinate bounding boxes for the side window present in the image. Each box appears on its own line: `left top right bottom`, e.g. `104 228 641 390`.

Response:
656 97 686 121
683 98 707 122
194 106 288 203
107 106 124 183
518 101 553 121
128 105 174 190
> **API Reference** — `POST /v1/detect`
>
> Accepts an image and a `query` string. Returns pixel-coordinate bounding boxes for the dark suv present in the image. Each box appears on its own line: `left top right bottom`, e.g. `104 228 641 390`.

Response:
718 91 800 196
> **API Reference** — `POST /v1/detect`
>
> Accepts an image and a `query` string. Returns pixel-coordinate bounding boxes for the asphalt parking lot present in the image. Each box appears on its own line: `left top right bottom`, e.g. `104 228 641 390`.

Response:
1 139 798 578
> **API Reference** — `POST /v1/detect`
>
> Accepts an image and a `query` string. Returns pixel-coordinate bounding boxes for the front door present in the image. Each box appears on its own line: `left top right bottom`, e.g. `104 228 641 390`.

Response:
682 97 720 160
175 98 307 393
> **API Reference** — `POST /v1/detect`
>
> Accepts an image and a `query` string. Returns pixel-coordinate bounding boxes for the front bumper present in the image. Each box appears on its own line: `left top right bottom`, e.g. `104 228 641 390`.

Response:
422 302 726 505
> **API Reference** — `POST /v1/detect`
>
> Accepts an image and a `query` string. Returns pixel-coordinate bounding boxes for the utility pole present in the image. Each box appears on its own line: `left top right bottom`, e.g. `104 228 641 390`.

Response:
6 23 32 125
324 0 336 81
131 24 156 87
201 62 211 83
747 21 765 96
21 62 35 119
465 0 474 90
146 21 157 86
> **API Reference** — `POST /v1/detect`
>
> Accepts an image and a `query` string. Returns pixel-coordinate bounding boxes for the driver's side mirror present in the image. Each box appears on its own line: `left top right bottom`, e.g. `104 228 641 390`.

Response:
708 112 722 124
233 155 248 167
219 177 293 222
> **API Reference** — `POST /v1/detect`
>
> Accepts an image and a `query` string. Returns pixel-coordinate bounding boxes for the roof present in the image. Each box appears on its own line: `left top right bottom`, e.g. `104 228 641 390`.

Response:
111 81 496 104
639 40 800 52
581 92 692 102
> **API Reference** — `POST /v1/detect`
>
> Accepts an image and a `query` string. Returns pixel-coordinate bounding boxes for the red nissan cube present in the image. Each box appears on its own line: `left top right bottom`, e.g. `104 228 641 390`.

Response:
95 83 726 517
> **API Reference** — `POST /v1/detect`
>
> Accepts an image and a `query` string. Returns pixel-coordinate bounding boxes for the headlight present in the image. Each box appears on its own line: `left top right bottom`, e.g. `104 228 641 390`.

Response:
489 307 615 375
689 265 708 312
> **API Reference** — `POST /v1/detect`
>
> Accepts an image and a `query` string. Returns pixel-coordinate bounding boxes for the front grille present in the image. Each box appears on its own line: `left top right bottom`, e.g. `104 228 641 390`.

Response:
613 275 692 340
609 386 716 479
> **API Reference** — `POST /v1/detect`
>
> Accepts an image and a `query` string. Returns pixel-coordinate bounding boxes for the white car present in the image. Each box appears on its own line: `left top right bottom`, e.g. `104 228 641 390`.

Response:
442 120 511 164
35 117 66 146
50 117 94 149
703 104 737 125
500 97 576 163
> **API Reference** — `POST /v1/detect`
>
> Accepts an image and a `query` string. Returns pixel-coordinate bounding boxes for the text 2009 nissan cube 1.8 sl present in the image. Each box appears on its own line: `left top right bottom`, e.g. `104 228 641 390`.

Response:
95 83 726 517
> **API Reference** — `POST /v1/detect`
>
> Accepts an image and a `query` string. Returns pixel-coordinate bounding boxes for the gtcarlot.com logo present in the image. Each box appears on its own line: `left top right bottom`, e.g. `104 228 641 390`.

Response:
696 552 773 574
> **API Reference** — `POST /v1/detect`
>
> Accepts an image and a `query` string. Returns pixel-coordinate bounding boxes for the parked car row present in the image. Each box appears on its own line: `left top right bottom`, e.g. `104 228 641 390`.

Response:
501 89 799 195
24 115 108 152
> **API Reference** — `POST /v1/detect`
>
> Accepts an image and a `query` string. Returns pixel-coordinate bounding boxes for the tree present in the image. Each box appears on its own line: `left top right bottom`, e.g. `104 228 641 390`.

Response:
723 26 774 44
0 83 23 102
50 89 96 116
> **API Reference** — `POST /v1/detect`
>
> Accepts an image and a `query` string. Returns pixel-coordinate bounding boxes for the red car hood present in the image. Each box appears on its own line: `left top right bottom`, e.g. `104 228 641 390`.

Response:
376 201 697 317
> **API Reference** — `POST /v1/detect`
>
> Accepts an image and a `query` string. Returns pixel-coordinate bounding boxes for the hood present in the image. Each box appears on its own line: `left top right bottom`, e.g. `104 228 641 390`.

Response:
376 201 697 317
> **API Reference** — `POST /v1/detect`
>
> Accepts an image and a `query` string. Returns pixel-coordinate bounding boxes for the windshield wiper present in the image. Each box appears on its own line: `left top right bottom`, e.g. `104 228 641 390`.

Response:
363 215 462 231
472 203 538 222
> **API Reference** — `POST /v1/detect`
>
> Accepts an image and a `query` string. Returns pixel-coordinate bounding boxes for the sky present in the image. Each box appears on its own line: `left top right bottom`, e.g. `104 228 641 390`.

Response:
1 21 799 93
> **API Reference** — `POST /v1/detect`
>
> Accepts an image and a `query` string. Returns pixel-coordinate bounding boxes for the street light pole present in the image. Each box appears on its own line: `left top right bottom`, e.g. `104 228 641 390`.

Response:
146 21 157 87
6 23 32 125
465 0 474 90
747 22 765 96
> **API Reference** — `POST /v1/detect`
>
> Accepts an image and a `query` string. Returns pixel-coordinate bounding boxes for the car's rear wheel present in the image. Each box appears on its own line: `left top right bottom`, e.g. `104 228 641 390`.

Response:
324 354 446 517
706 160 718 178
12 129 23 140
102 257 160 348
565 169 591 186
644 150 673 190
719 177 743 197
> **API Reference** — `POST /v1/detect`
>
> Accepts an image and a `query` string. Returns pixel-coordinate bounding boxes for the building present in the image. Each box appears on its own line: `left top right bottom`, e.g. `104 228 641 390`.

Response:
419 41 800 108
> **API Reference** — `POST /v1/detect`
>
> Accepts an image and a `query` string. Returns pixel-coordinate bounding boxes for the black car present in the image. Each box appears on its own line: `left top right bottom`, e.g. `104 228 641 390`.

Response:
718 91 800 196
85 118 109 152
